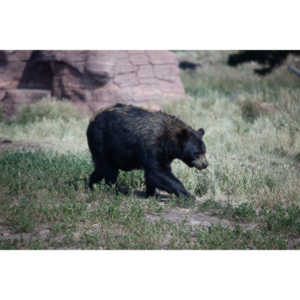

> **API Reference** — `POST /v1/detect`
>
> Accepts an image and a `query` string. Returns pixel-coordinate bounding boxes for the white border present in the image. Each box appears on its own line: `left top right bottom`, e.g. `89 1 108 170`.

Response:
1 251 299 300
1 0 299 49
1 1 299 299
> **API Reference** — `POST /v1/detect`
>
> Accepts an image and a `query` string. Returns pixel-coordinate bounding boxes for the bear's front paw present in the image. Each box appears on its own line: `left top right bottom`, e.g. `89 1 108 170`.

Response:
176 193 196 208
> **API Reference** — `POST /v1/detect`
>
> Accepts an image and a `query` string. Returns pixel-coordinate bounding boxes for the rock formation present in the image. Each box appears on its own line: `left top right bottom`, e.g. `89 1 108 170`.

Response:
0 50 185 118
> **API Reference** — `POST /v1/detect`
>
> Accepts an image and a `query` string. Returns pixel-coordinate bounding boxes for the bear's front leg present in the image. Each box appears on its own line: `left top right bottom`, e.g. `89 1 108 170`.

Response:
145 168 194 200
145 173 156 197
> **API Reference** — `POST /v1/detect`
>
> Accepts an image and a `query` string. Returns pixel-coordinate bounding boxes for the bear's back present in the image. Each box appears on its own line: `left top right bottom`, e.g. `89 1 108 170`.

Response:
90 103 191 146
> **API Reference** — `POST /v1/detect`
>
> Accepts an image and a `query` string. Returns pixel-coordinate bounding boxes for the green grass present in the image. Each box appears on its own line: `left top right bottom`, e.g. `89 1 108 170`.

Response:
0 51 300 249
0 146 297 249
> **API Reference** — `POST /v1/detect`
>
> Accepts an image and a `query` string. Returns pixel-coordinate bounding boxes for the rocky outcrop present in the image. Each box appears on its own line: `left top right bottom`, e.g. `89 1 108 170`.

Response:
0 51 185 117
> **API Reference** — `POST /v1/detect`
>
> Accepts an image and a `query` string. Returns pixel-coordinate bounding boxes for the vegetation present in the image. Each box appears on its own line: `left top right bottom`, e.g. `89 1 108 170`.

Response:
1 51 300 249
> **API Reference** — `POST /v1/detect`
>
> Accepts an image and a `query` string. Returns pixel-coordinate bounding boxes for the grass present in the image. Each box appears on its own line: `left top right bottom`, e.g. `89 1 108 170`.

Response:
0 97 89 153
0 51 300 249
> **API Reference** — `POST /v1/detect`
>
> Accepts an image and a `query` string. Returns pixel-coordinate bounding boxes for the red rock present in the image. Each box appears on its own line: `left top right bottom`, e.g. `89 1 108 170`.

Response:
0 50 185 118
153 64 179 80
114 58 137 74
146 51 178 64
114 72 139 87
129 53 149 65
137 65 154 78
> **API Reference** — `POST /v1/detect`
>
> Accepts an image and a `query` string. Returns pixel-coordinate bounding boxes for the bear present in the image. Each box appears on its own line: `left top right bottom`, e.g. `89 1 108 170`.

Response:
87 103 208 200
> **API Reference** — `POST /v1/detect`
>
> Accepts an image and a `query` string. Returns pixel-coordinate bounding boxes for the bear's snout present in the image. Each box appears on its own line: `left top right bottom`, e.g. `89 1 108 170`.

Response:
192 154 208 170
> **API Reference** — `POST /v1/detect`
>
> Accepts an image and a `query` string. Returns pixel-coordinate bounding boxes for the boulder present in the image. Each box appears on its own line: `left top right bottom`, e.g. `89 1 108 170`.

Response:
0 50 185 117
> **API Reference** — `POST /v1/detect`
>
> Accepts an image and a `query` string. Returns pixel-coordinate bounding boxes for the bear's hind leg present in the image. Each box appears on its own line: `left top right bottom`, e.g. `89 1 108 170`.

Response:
104 166 119 185
89 168 104 190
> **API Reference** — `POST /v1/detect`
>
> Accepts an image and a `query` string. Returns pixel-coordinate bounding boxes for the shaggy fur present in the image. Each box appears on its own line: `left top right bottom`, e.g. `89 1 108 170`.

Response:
87 103 208 199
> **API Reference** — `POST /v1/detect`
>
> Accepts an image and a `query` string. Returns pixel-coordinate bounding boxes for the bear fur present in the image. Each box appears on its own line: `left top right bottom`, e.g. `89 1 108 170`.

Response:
87 103 208 199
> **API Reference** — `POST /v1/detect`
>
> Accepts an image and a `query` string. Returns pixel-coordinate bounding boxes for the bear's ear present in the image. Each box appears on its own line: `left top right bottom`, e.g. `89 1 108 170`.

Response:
198 128 205 137
177 128 189 142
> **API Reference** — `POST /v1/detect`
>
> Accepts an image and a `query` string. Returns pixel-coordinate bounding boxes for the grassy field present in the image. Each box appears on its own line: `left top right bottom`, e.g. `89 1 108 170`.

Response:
1 51 300 249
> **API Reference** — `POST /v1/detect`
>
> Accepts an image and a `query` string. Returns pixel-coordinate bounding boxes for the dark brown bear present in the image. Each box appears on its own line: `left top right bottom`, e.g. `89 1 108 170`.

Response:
87 103 208 200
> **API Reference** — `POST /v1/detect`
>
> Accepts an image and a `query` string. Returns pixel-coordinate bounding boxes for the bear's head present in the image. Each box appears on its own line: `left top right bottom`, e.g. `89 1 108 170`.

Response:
178 128 208 170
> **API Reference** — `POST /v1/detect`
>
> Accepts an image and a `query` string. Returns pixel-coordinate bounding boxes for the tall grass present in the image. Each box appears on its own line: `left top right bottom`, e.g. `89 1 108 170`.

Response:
165 95 300 208
0 97 89 153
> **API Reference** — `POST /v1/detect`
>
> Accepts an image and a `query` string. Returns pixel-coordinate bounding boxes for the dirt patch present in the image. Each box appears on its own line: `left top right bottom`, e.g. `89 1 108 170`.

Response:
146 207 257 231
0 222 51 242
